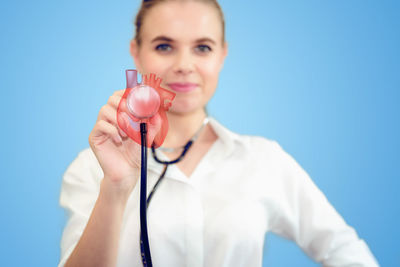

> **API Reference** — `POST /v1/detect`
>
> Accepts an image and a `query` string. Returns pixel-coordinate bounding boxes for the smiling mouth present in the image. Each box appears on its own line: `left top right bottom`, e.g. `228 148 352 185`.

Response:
167 83 198 93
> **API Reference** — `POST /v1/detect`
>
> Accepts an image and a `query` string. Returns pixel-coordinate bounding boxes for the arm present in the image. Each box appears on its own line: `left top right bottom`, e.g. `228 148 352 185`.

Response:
58 148 139 267
59 90 161 266
63 178 134 267
269 142 379 266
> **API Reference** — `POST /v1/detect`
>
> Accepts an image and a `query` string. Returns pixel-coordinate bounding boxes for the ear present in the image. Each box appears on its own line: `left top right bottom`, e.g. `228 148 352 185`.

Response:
130 39 142 72
222 41 228 59
219 41 228 69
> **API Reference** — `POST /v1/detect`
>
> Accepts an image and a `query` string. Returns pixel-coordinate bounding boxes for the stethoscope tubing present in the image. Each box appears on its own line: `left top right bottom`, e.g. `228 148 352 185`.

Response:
140 122 153 267
139 118 206 267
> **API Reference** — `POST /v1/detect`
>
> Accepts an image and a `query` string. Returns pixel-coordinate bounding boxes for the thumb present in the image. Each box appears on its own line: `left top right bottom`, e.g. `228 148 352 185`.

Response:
147 113 163 146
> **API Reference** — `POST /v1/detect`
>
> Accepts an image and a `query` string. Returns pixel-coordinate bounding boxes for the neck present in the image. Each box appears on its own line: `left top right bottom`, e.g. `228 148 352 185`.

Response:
163 109 207 148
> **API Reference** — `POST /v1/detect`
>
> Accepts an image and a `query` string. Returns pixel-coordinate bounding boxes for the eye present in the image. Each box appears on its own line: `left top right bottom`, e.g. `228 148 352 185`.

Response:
155 43 172 52
195 44 212 54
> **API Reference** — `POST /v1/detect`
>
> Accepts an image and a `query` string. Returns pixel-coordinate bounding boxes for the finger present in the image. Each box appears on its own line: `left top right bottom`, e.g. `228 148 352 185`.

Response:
147 113 162 145
118 127 128 138
115 89 125 97
108 94 123 109
99 104 129 138
98 104 117 124
91 120 122 145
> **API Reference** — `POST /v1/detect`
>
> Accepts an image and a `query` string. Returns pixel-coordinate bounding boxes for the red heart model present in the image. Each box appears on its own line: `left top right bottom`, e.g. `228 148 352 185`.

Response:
117 70 176 148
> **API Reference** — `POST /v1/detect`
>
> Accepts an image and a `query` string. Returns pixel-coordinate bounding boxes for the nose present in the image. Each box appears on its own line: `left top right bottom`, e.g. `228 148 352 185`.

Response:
172 48 194 75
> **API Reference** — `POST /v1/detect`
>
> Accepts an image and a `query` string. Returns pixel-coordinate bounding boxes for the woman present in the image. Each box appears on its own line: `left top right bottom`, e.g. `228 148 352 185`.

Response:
59 0 379 266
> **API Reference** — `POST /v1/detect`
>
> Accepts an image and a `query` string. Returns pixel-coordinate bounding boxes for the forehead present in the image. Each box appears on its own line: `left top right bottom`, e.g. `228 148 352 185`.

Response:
141 1 222 43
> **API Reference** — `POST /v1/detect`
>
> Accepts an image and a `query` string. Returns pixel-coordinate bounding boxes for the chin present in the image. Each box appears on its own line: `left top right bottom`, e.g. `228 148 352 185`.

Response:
169 98 204 115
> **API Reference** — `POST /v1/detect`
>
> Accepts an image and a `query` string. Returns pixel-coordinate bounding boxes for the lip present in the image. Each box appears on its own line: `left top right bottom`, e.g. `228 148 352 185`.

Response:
167 83 198 93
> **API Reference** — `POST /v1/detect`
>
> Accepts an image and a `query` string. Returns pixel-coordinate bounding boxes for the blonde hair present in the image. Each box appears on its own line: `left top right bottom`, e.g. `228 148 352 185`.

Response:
134 0 225 46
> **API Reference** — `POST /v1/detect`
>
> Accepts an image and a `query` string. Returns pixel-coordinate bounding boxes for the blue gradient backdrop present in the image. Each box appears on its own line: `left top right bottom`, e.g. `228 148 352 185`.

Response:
1 0 398 266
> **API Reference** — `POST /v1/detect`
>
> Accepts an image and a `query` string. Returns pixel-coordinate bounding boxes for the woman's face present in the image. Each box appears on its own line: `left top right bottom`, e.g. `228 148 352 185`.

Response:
130 1 228 114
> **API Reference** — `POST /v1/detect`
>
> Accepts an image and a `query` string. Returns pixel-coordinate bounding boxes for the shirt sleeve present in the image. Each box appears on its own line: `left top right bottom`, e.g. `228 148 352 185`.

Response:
58 148 103 267
268 142 379 267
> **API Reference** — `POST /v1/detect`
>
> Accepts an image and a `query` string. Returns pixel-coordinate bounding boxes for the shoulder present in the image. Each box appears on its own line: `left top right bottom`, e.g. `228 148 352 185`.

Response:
237 134 280 153
209 117 302 167
234 133 291 165
229 131 309 185
209 117 284 159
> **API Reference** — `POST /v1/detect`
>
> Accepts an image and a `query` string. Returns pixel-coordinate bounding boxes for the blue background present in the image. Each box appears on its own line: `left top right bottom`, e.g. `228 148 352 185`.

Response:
1 0 398 266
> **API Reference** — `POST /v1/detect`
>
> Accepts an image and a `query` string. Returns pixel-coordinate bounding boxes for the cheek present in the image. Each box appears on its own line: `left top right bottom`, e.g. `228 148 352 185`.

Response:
200 58 222 85
139 53 170 77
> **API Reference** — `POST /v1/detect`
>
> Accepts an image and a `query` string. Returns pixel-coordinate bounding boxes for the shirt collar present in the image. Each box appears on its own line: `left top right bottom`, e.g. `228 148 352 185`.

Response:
147 117 240 174
207 117 240 158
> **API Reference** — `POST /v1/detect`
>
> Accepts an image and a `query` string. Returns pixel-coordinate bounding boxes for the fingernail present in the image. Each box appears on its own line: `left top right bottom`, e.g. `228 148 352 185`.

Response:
114 135 123 144
120 129 127 137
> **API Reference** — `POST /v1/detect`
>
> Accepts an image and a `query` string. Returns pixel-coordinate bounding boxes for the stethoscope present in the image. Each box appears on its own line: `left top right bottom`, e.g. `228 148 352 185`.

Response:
138 117 209 267
119 70 209 267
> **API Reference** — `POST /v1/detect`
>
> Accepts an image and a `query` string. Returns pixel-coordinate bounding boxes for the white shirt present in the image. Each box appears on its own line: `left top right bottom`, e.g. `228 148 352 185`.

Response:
59 117 379 267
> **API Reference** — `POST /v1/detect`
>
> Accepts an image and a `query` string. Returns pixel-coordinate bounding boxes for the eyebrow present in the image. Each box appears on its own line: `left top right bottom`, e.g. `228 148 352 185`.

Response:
195 38 217 45
151 36 173 43
151 36 217 45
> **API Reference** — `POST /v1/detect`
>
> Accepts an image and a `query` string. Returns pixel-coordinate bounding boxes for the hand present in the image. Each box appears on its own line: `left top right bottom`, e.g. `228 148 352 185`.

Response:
88 90 161 198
